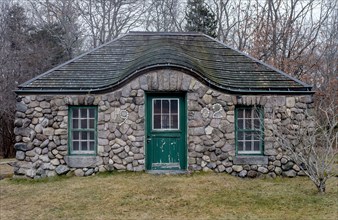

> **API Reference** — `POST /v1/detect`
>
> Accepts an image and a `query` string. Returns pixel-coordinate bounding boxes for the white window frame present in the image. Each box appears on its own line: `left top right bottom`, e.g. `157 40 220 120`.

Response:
152 98 180 131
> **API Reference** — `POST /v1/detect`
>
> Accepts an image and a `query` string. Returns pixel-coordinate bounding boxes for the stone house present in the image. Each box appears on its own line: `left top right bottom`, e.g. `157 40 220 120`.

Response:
13 32 314 178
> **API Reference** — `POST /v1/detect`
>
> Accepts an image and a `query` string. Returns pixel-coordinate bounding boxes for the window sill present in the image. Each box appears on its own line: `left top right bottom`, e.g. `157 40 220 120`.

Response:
233 156 268 165
64 155 100 168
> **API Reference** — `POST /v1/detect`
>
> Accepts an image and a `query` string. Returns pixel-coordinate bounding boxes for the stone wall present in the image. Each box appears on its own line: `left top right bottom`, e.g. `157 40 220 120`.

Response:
13 69 314 178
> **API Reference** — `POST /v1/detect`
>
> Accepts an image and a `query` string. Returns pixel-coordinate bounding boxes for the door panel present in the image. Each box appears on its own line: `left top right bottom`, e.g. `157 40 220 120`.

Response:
146 94 186 170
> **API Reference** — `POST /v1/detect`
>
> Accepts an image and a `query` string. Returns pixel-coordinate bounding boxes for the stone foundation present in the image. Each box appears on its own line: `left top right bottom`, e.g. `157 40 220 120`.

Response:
13 69 314 178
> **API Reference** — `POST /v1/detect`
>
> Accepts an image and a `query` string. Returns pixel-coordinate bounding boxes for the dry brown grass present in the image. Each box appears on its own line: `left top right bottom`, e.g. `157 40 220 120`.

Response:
0 172 337 220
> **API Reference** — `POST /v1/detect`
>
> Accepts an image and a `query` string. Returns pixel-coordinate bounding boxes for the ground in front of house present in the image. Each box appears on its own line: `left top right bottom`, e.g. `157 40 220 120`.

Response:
0 172 337 219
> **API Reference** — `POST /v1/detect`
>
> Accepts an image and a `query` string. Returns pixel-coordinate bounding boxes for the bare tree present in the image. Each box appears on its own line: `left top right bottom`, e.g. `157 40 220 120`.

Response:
28 0 83 59
273 100 337 193
76 0 147 48
0 1 74 158
249 0 334 79
144 0 185 32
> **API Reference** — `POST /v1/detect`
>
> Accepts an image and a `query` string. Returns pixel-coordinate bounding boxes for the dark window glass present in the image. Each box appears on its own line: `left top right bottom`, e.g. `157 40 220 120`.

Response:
162 100 169 114
73 141 79 151
238 141 243 151
245 141 252 151
245 119 252 129
245 109 251 118
254 141 260 151
89 142 95 151
238 119 243 129
81 131 87 140
73 119 78 129
73 131 79 140
89 109 95 118
89 119 95 129
72 109 79 118
81 142 88 151
253 109 260 118
254 119 261 129
80 109 87 118
154 100 161 114
89 131 94 140
162 115 169 129
238 131 244 140
171 100 178 114
81 119 87 128
238 109 244 118
171 115 178 129
154 115 161 129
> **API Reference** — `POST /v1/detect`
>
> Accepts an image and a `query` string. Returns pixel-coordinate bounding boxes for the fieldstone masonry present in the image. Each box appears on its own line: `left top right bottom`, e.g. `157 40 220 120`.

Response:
13 69 314 178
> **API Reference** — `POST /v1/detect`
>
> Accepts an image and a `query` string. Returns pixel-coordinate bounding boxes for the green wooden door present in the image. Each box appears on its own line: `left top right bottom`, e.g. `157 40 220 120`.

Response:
146 94 187 170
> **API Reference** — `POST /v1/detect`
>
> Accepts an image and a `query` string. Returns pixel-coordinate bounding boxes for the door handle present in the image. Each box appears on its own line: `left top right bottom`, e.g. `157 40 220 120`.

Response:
147 138 151 143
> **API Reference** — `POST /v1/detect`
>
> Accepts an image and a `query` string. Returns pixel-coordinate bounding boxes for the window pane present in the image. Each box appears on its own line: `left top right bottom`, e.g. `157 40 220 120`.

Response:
238 109 244 118
162 115 169 129
245 141 252 151
73 131 79 140
238 141 244 151
254 119 261 129
245 109 252 118
238 131 244 140
89 131 94 140
73 141 79 151
245 119 252 129
154 100 161 114
89 109 95 118
80 109 87 118
81 119 87 128
171 100 178 114
81 131 88 140
162 100 169 113
72 119 79 129
253 109 260 118
154 115 161 129
252 132 261 141
89 142 95 151
72 109 79 118
171 115 178 129
89 119 95 129
254 141 260 151
81 142 88 151
238 119 244 129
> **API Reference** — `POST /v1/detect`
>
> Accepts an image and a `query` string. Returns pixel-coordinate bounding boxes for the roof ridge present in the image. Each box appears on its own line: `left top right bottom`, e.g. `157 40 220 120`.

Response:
128 31 203 36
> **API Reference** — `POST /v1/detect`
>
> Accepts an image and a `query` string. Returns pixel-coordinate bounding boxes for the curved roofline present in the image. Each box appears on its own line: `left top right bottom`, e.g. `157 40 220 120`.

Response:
16 32 313 95
16 64 313 95
18 33 130 88
202 34 312 88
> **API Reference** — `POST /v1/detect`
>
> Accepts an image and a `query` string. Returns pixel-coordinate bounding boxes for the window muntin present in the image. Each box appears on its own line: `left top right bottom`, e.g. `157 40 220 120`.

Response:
152 99 179 130
236 107 263 155
69 107 97 155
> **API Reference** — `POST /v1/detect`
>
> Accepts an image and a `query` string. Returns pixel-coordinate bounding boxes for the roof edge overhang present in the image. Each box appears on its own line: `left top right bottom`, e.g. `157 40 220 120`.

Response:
15 64 314 96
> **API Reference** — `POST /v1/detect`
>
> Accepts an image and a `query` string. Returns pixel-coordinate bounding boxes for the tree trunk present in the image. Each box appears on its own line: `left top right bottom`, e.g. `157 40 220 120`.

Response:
317 180 326 193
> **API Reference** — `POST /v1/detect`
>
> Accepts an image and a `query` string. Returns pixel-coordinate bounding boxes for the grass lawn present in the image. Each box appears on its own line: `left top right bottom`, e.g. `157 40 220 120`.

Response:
0 172 337 220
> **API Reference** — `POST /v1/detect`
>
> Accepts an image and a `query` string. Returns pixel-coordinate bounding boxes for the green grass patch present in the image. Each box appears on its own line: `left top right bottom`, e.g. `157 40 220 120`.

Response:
0 172 337 220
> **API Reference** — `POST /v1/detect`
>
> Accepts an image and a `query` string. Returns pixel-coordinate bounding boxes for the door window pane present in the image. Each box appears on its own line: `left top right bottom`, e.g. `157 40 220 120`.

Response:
162 115 170 129
154 100 161 114
153 98 179 130
171 100 178 113
162 100 169 114
171 115 178 129
154 115 161 129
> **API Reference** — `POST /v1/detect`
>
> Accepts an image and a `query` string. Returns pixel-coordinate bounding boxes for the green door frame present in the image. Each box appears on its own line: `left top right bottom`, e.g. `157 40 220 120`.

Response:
145 92 187 171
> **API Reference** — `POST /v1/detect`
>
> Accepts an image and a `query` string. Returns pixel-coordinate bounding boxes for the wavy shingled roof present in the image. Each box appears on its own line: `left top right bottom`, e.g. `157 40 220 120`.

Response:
17 32 312 94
